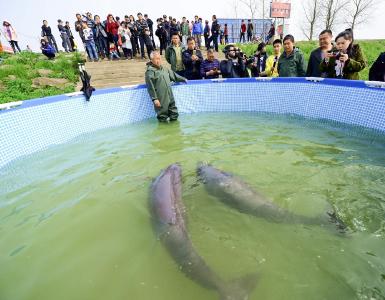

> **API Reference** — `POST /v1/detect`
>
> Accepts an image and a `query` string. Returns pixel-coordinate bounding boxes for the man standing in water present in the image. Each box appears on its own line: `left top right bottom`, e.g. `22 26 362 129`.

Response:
145 51 187 122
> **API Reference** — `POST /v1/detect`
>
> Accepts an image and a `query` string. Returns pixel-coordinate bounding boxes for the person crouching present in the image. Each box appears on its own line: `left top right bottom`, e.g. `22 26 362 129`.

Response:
40 38 55 59
145 51 188 122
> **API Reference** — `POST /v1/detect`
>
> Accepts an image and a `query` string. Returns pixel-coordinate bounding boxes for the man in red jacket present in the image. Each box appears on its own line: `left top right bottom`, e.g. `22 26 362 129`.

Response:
240 20 246 43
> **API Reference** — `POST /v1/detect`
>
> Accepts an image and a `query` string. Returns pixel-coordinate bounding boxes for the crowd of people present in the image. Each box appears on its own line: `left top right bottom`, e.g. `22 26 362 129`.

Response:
1 14 385 82
151 27 379 81
145 25 385 122
33 13 275 61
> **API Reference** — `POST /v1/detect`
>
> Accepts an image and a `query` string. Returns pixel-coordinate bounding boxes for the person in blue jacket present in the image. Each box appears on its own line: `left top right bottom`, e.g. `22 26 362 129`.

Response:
192 16 203 49
40 38 55 59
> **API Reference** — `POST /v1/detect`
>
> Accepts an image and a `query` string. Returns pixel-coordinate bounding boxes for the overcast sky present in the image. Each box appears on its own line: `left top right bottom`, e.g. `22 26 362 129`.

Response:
1 0 384 51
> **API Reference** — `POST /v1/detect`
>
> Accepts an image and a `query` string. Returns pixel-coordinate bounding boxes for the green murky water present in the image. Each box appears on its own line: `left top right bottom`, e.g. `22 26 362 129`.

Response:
1 113 385 300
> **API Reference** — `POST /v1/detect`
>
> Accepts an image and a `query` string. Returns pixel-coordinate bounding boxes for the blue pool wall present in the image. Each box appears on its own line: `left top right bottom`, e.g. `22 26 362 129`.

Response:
0 77 384 169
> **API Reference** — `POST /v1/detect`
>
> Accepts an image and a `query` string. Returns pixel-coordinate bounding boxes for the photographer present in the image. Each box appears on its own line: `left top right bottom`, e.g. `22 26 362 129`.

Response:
320 29 366 80
200 49 221 79
106 14 121 57
248 42 268 77
182 37 204 80
135 13 149 59
220 44 247 78
155 19 168 55
94 15 109 59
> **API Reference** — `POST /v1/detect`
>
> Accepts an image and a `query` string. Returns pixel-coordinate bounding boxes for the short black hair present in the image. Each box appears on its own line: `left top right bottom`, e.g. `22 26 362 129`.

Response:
273 39 282 46
320 29 332 36
144 14 148 17
283 34 295 43
212 15 216 19
171 32 180 37
187 37 195 43
43 20 47 22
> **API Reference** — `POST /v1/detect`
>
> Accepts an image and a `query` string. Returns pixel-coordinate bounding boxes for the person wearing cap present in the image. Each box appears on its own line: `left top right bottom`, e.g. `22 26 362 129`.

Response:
220 44 247 78
145 51 187 122
248 42 268 77
57 19 72 52
41 20 58 52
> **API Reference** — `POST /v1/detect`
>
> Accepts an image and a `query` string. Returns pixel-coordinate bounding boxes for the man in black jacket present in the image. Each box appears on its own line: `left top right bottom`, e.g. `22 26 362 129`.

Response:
156 20 168 55
369 51 385 82
306 29 334 77
182 37 204 80
144 14 156 49
207 15 219 52
247 20 254 42
220 45 247 78
41 20 58 52
135 13 149 59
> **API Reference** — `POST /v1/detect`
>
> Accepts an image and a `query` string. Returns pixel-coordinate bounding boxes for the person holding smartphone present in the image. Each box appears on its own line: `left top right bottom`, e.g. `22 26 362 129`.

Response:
200 49 221 79
182 37 204 80
320 29 366 80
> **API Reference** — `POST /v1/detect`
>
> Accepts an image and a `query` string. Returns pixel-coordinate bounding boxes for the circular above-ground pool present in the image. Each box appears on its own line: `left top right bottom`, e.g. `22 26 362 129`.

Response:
0 78 384 300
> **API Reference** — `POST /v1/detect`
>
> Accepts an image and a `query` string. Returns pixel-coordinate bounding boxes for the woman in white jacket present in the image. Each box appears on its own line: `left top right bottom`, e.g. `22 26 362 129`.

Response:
2 20 21 53
120 23 133 59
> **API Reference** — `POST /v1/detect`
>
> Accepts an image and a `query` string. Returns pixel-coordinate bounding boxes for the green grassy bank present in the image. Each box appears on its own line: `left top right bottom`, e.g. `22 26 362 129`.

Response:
0 51 83 104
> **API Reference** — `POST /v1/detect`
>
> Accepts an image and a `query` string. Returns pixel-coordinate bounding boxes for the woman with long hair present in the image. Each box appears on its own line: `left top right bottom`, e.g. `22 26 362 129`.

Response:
2 21 21 53
320 29 366 80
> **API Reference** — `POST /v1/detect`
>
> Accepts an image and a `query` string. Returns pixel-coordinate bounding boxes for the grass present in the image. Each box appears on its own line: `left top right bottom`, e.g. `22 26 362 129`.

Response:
0 51 83 104
219 39 385 80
